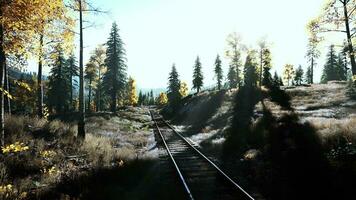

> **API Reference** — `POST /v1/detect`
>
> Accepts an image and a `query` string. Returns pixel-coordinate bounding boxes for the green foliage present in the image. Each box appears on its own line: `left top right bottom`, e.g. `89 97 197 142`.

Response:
192 56 203 93
167 64 182 109
67 54 79 110
305 66 312 84
227 65 238 89
102 22 127 112
214 54 223 90
47 44 71 114
321 45 348 83
294 65 304 86
243 51 258 87
261 48 272 87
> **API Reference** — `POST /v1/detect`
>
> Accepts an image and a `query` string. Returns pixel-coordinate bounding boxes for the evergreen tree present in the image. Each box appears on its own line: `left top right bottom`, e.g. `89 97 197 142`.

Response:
167 64 182 109
272 71 280 87
67 54 79 110
243 51 258 87
321 45 338 83
226 32 242 87
47 45 71 114
138 90 143 105
305 34 321 84
149 90 155 105
294 65 304 86
192 56 203 93
227 65 238 89
214 55 223 90
336 52 348 81
305 66 312 84
261 48 272 87
103 22 127 112
85 61 98 112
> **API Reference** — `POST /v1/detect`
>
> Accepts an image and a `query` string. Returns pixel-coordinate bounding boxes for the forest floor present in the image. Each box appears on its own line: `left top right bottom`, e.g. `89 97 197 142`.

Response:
0 107 159 200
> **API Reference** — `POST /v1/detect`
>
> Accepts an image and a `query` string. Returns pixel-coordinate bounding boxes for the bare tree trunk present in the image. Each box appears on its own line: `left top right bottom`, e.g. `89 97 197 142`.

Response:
37 34 44 118
78 0 85 139
260 49 263 87
4 62 10 115
0 11 5 146
343 2 356 77
311 57 314 84
70 68 73 110
87 79 92 112
97 69 101 112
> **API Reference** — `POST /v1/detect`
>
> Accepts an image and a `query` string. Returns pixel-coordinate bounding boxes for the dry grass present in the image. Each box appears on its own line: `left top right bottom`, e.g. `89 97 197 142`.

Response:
308 117 356 148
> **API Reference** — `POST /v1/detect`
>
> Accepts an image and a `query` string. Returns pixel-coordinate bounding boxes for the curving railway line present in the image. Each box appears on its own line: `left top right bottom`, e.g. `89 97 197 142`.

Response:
150 110 255 200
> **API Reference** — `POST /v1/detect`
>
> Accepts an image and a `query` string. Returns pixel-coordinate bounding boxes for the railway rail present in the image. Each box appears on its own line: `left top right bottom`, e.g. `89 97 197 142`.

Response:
150 110 254 200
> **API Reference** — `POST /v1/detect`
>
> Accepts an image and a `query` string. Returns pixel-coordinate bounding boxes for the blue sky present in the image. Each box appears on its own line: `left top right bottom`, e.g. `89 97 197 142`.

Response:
31 0 344 89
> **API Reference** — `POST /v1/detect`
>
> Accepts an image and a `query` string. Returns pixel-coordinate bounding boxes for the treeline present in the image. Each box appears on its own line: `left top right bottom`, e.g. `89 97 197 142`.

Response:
0 0 137 143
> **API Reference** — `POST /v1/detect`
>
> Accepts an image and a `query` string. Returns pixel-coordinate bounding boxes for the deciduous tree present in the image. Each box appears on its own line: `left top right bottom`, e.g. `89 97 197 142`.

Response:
283 64 295 86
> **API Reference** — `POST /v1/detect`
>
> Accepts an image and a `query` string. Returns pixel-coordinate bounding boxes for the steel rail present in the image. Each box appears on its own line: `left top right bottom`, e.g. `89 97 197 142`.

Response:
150 111 195 200
164 121 255 200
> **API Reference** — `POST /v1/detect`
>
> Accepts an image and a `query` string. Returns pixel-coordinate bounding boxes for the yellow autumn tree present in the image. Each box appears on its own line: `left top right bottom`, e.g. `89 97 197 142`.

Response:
157 92 168 106
179 81 189 97
127 77 138 106
33 0 74 118
283 64 295 86
1 0 65 145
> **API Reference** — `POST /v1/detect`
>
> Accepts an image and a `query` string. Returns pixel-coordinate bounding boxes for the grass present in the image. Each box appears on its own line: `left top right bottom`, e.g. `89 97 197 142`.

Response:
0 107 155 199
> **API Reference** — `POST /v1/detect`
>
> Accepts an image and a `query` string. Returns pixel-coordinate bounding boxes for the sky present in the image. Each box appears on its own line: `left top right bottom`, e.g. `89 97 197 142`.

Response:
30 0 345 89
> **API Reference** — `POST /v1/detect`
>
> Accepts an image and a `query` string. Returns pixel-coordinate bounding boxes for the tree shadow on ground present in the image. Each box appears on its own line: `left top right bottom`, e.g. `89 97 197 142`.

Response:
171 90 227 136
33 159 187 200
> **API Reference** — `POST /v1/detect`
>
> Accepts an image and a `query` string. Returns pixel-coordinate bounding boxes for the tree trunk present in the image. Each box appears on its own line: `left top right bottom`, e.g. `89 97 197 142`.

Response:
4 61 10 115
97 69 101 112
87 79 91 112
343 2 356 77
78 0 85 139
311 57 314 84
0 11 5 146
70 64 73 111
37 34 44 118
260 48 263 87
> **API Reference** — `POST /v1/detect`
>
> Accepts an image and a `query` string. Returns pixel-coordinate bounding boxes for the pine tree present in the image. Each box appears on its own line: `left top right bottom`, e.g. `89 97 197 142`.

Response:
226 32 242 87
336 52 348 81
214 55 223 90
85 61 98 112
47 45 71 114
67 54 79 110
272 71 281 87
103 22 127 112
149 90 155 105
138 90 143 106
243 51 258 87
227 65 238 89
305 66 312 84
167 64 182 109
192 56 203 93
321 45 338 83
261 48 272 87
294 65 304 86
283 64 295 86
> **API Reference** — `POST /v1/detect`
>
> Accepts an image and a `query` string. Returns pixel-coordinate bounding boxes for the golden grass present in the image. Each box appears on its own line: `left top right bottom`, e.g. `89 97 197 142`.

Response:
308 117 356 148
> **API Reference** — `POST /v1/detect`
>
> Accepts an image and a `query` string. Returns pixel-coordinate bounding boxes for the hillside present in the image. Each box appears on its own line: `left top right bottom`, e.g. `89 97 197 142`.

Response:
169 81 356 149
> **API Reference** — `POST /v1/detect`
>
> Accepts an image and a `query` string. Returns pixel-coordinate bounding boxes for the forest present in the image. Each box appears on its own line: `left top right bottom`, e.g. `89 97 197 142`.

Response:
0 0 356 200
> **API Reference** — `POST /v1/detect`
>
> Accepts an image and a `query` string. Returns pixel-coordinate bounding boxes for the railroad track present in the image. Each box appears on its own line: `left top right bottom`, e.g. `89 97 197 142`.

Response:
150 110 254 200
